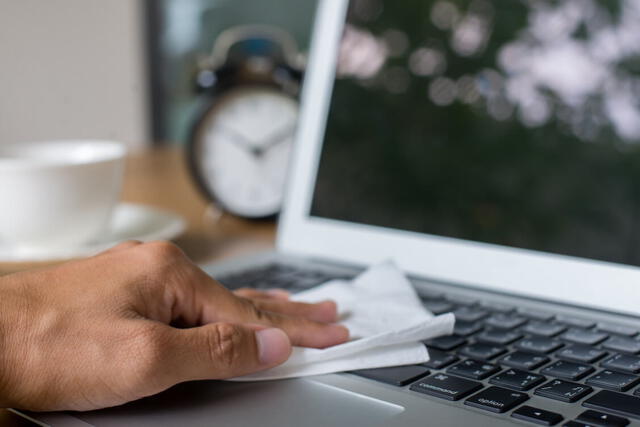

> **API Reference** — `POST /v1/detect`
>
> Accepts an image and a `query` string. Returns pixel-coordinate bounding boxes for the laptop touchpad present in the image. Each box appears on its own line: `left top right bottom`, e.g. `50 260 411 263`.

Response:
74 379 404 427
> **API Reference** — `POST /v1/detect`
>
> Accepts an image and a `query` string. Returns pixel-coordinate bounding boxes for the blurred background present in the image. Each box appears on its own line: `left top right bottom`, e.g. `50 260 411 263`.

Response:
0 0 317 148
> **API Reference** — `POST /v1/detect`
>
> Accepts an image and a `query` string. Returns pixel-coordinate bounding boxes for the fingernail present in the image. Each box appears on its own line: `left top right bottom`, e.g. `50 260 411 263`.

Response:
256 328 291 365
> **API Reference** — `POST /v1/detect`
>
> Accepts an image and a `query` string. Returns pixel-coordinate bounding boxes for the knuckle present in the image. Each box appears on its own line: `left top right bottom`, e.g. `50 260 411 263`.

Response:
207 323 244 369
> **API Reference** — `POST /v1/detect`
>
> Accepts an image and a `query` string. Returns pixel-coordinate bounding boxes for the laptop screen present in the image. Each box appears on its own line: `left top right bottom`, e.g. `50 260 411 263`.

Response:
309 0 640 266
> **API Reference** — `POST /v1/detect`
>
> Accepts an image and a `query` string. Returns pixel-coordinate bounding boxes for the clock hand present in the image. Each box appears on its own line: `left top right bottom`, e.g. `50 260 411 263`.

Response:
218 124 260 154
254 123 297 156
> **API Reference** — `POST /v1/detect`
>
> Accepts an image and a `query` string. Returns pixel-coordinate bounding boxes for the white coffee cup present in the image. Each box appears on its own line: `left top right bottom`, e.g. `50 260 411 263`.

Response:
0 140 126 251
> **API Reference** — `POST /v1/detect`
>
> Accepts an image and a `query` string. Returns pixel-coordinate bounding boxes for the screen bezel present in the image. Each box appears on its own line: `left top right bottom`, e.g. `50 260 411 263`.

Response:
278 0 640 316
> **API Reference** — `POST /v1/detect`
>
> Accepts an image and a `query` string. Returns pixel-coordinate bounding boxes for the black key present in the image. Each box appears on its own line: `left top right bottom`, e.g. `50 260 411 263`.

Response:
464 386 528 413
446 295 477 306
557 345 608 364
556 315 596 329
410 373 482 401
601 354 640 374
423 300 455 315
577 409 630 427
424 335 466 351
476 329 522 345
453 321 483 337
597 323 638 338
561 328 609 346
480 301 514 313
423 348 459 370
453 306 489 322
351 365 430 387
501 351 550 370
447 359 500 380
601 337 640 355
535 379 593 403
520 309 555 321
522 322 567 337
512 405 564 426
490 368 546 391
563 422 591 427
586 370 640 392
419 289 444 300
582 390 640 420
541 360 595 381
458 343 507 360
485 313 528 330
517 336 564 354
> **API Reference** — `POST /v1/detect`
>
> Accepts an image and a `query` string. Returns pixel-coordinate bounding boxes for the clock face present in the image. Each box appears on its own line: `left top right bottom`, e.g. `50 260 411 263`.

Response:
195 87 298 217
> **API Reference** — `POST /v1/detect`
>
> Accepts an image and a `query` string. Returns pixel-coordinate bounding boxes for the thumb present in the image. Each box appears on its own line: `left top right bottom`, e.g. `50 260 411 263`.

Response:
162 323 291 382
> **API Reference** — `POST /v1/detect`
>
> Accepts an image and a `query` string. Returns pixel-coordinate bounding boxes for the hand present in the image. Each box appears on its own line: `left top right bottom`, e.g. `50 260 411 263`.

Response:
257 122 297 154
0 241 349 411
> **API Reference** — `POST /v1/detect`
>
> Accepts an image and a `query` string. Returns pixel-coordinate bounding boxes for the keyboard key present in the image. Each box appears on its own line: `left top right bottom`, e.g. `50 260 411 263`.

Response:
453 306 489 322
485 313 528 330
512 405 564 426
585 370 640 392
535 379 593 403
541 360 595 381
602 337 640 355
476 329 522 345
556 315 596 329
423 300 455 315
490 369 546 391
501 351 550 370
635 388 640 397
423 348 459 370
351 365 430 386
464 386 528 413
453 321 484 337
557 345 608 364
516 336 564 354
480 301 513 313
522 322 567 337
410 373 482 401
424 335 466 351
520 309 555 321
597 323 638 338
601 354 640 374
560 328 608 346
446 295 477 306
577 409 630 427
419 289 444 300
447 359 500 380
582 390 640 420
458 343 507 360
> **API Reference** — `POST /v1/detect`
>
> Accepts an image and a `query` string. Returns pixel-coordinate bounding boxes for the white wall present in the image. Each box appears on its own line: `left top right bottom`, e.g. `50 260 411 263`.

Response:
0 0 149 148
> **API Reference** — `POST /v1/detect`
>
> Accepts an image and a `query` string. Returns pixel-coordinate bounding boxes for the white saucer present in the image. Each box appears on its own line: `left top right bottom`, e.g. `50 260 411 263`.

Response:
0 203 187 262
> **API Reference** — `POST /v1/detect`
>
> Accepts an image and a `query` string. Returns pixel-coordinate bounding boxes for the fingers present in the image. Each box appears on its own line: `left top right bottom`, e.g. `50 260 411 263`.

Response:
213 298 349 349
233 288 290 300
249 299 338 323
159 323 291 382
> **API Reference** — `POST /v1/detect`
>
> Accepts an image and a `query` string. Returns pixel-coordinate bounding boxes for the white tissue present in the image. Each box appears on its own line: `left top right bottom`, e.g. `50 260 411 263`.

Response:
231 261 455 381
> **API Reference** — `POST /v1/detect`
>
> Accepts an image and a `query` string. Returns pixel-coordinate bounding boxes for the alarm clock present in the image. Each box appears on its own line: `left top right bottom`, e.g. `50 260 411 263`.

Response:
188 25 303 219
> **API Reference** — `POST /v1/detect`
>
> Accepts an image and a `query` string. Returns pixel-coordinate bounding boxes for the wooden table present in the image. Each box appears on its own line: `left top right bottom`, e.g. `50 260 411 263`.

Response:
0 148 277 424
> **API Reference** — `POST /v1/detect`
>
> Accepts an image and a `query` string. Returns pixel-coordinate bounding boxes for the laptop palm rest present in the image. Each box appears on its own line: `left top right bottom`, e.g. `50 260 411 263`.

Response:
70 379 404 427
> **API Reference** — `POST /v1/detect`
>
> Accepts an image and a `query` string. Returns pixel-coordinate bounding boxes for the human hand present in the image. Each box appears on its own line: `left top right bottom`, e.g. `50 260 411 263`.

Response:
0 241 349 411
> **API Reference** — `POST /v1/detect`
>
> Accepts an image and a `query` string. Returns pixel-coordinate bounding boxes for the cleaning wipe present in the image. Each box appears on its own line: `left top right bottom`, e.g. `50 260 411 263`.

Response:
231 261 455 381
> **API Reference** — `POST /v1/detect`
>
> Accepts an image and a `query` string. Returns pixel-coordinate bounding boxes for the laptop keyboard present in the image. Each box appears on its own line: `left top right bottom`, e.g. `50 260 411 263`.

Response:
217 263 640 426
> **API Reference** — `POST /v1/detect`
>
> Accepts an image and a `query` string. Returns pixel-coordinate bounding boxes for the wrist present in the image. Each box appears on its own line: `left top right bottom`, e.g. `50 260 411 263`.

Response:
0 277 26 408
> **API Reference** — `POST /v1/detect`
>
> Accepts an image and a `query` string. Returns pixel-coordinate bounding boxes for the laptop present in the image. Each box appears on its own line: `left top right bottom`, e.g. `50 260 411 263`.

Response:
20 0 640 425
